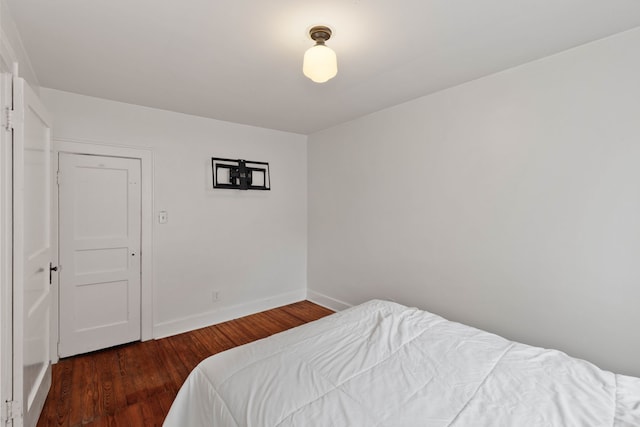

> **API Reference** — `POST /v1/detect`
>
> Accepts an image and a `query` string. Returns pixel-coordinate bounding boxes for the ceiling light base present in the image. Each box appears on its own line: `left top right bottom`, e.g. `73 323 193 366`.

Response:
309 26 332 44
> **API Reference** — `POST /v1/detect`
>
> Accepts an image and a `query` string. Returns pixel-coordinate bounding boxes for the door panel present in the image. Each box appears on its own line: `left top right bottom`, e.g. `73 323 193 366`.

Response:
58 153 141 357
13 77 52 427
74 166 130 238
74 280 129 329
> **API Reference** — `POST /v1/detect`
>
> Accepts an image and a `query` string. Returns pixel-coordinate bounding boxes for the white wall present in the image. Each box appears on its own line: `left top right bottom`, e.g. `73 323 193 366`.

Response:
0 0 38 88
40 89 308 337
308 28 640 376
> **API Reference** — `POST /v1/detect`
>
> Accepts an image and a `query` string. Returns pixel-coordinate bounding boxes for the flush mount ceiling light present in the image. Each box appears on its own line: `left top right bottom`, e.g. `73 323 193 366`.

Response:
303 26 337 83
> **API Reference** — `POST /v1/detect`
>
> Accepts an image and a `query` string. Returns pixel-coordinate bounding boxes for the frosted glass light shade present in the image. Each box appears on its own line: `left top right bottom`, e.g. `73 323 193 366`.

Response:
303 44 337 83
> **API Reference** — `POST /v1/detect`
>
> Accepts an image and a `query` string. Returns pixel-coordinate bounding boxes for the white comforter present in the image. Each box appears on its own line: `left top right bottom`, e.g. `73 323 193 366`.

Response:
164 300 640 426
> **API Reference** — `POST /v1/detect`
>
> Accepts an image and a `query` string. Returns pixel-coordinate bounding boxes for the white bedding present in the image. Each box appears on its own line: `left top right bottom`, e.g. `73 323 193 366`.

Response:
164 300 640 426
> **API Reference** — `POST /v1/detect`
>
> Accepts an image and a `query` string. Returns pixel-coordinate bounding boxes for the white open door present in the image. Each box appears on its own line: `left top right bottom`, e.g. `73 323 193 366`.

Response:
0 72 15 425
58 153 141 357
12 77 53 427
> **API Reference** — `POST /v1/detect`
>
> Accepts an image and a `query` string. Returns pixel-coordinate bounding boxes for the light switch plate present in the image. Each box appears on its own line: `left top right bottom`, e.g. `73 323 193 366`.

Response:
158 211 168 224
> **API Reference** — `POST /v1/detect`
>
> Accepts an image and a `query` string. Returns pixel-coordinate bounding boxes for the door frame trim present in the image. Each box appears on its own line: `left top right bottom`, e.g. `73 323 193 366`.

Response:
0 71 14 424
52 139 153 362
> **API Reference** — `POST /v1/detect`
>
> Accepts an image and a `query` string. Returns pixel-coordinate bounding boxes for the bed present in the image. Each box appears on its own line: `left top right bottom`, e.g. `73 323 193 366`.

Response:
163 300 640 426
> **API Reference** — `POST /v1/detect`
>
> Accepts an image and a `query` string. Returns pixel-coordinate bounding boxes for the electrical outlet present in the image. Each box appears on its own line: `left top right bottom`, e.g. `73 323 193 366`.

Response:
212 290 220 302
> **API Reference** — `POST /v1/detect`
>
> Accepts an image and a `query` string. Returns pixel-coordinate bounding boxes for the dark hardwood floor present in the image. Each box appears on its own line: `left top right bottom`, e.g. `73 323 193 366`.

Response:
37 300 334 427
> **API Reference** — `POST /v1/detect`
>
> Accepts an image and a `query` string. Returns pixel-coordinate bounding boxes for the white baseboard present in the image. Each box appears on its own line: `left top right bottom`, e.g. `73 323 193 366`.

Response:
154 289 307 339
307 289 353 312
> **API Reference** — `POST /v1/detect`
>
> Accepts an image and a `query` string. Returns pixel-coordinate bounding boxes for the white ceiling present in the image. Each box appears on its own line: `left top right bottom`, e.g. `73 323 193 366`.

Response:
7 0 640 134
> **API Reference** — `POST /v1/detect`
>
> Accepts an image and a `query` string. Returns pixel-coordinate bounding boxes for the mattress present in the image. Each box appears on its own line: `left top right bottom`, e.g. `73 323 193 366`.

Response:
164 300 640 426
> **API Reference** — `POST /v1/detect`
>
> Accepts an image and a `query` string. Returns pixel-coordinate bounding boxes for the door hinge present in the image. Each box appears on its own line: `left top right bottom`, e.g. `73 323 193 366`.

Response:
56 170 61 185
4 107 13 131
3 400 21 422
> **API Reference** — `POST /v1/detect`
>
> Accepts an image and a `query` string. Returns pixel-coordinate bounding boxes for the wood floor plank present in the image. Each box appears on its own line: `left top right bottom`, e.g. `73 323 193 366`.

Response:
95 348 127 416
152 339 190 393
139 392 167 427
68 355 92 426
111 401 145 426
281 301 334 321
191 325 235 357
118 344 149 406
164 332 207 377
156 390 176 415
137 340 173 398
214 320 257 346
262 308 308 329
251 311 295 334
38 358 71 427
36 300 334 426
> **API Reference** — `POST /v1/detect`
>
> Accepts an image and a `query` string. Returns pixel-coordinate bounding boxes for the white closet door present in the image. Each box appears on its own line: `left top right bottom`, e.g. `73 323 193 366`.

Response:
58 153 141 357
13 77 53 427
